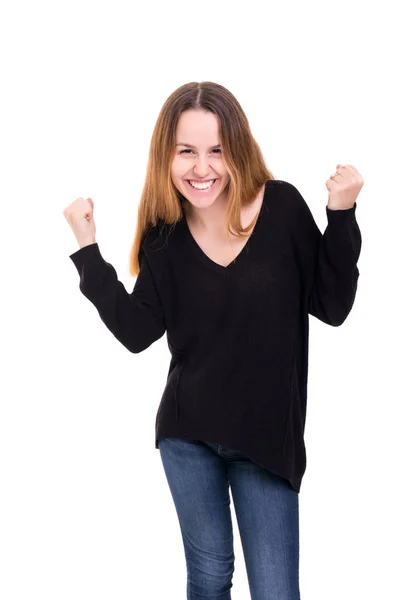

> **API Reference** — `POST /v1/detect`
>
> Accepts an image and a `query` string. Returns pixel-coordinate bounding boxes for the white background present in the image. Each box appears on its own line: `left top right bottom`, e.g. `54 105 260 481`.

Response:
1 0 399 598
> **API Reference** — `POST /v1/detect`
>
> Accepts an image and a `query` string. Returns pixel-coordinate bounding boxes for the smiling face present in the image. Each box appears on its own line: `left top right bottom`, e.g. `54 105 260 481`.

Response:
171 109 230 209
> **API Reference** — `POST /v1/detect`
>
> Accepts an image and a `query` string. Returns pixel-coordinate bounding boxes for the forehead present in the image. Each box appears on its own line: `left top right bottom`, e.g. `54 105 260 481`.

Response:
176 110 220 142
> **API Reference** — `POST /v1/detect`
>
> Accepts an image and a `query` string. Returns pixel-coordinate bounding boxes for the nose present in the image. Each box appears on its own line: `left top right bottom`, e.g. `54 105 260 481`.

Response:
193 154 213 178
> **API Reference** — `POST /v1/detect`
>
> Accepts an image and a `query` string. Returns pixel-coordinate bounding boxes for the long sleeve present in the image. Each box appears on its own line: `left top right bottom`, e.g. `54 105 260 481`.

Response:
69 242 166 352
284 181 362 327
304 203 361 326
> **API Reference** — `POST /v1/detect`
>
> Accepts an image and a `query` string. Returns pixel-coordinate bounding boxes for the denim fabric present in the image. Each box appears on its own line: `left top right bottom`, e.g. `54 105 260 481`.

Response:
158 437 301 600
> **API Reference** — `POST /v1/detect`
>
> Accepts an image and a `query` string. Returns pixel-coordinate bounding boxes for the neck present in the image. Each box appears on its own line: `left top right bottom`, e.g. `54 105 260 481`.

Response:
182 183 265 235
182 191 230 234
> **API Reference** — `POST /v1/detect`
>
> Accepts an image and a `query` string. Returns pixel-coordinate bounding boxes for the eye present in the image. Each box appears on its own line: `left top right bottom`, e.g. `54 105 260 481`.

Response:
179 149 222 155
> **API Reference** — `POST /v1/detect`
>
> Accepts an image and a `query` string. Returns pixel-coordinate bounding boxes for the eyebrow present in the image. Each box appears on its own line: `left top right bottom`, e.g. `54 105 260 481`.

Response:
176 143 221 149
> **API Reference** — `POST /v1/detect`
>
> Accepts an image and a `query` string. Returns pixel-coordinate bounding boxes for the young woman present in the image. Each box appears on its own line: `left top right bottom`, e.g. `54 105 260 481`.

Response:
64 81 363 600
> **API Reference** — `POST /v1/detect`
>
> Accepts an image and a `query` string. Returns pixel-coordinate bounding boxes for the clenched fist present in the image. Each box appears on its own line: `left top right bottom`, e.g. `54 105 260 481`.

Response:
63 197 96 249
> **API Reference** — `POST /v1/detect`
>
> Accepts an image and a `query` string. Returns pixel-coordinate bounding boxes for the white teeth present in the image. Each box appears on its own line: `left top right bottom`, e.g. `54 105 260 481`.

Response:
189 179 215 190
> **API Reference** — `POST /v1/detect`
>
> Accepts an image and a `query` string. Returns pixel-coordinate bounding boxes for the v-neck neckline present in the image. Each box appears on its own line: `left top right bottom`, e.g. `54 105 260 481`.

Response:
182 181 269 274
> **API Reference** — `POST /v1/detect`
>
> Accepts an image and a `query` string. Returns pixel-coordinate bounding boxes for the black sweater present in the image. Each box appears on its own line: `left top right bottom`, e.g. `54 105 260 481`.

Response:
69 179 362 493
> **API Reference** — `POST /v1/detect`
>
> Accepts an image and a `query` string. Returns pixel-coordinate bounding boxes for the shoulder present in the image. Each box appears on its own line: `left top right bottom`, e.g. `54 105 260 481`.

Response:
267 178 301 197
265 179 308 213
268 179 312 215
141 217 178 260
265 179 301 200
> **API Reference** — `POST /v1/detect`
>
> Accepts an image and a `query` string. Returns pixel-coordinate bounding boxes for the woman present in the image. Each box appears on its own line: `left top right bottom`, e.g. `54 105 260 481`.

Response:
63 81 363 600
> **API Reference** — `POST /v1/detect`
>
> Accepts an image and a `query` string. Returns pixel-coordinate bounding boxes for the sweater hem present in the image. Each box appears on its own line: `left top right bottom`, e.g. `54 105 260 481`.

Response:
155 432 303 494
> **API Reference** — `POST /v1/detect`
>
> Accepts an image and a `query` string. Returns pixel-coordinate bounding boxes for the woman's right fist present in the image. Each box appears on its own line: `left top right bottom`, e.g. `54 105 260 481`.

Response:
63 197 96 249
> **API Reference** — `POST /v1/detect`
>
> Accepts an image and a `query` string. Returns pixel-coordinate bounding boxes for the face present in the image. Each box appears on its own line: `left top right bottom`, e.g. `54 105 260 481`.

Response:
171 109 230 209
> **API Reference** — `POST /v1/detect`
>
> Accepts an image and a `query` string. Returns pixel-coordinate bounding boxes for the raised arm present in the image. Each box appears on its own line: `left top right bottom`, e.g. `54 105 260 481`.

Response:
285 182 362 326
69 243 166 352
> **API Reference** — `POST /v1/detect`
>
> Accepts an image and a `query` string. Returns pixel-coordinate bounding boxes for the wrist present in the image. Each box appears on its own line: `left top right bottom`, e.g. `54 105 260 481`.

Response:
78 238 96 249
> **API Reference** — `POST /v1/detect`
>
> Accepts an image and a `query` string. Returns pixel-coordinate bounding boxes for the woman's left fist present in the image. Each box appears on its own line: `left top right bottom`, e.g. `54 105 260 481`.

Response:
325 164 364 210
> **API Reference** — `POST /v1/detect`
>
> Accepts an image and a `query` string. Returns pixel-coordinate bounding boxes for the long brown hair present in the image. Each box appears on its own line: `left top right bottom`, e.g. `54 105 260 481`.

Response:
129 81 275 277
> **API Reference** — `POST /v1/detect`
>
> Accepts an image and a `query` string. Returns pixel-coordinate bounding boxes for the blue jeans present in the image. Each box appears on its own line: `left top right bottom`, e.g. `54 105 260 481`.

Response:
158 437 301 600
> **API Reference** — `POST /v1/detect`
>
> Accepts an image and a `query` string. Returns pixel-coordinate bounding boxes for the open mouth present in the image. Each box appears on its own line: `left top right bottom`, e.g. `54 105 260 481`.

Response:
186 179 217 191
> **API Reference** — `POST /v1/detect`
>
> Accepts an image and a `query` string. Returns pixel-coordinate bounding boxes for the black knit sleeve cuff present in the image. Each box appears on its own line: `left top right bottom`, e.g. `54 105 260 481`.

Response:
69 242 101 271
326 201 357 222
